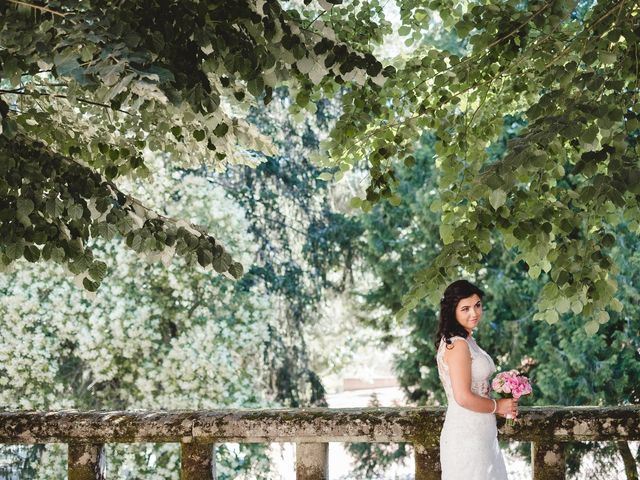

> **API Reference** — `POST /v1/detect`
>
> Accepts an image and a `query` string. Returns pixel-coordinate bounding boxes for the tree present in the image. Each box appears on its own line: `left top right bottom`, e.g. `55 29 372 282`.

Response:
226 88 365 407
5 0 632 331
321 0 640 331
0 155 276 478
352 130 640 478
0 84 370 478
0 0 390 290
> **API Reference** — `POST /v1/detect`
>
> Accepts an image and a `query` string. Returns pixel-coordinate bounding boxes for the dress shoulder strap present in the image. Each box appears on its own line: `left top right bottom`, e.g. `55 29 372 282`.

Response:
441 335 476 358
449 335 468 343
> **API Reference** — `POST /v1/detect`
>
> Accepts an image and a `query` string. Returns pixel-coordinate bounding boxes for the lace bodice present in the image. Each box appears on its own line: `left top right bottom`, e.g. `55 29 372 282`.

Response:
436 335 496 403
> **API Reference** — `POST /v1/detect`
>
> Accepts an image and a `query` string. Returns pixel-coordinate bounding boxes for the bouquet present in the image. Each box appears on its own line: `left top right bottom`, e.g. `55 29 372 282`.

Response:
491 370 532 426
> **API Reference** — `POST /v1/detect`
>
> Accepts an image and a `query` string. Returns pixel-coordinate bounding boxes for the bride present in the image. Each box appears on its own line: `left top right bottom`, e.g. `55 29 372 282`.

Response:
435 279 518 479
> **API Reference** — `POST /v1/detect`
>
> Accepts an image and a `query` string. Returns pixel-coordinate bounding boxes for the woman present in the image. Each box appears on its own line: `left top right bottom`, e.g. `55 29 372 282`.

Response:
435 279 517 479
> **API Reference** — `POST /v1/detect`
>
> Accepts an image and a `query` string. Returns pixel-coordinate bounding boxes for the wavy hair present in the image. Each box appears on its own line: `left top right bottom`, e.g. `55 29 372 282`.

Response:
434 279 484 348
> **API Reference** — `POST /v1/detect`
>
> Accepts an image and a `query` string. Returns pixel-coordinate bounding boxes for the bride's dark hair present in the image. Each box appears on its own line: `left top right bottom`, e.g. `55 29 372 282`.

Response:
434 279 484 348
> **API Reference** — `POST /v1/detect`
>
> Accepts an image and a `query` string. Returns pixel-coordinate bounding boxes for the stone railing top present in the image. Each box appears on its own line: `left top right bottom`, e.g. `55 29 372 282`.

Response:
0 406 638 447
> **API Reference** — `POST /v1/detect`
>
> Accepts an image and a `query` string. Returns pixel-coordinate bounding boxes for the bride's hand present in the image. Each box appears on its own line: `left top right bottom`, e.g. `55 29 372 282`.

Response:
495 398 518 418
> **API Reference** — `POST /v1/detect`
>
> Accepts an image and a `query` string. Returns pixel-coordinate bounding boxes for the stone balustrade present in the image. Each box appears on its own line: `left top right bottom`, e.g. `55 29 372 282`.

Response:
0 406 638 479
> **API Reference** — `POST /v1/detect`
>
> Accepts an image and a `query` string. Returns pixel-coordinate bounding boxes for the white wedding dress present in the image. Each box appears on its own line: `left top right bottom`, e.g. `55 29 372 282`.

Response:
436 335 509 480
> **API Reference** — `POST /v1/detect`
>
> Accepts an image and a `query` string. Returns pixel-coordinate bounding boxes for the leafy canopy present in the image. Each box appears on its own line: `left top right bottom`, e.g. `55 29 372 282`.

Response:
2 0 639 331
0 158 277 477
352 124 640 477
321 0 640 331
0 0 390 289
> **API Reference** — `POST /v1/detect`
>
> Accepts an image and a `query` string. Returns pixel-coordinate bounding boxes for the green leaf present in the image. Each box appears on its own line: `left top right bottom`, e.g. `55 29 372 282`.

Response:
601 233 615 248
193 129 206 141
599 52 617 64
23 245 40 262
127 233 143 251
318 172 333 181
143 236 157 251
556 296 570 314
67 203 84 220
170 126 182 138
228 261 244 279
68 254 91 274
50 247 66 263
142 65 175 82
54 50 81 77
296 91 310 107
571 300 583 315
584 320 599 335
83 277 100 292
429 199 442 213
88 261 108 281
439 224 454 244
580 125 598 145
489 189 506 210
349 197 363 209
610 298 623 312
528 265 541 279
16 211 31 227
117 217 136 235
597 310 610 324
92 222 118 240
544 309 559 324
388 194 402 206
5 242 25 260
197 249 213 267
212 251 232 273
105 165 119 180
46 198 65 217
213 123 229 137
404 155 416 168
16 198 35 216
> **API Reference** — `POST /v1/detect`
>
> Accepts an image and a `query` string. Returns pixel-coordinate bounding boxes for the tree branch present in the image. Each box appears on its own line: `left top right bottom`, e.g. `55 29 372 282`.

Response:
617 441 639 480
7 0 66 17
0 89 131 116
3 134 242 280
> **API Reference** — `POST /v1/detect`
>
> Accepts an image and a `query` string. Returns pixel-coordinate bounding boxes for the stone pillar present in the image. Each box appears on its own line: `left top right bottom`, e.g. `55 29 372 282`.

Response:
181 442 216 480
68 443 106 480
532 441 566 480
414 442 440 480
296 442 328 480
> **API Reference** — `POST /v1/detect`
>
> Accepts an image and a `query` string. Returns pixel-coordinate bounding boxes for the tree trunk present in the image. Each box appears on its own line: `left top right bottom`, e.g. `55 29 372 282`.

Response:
617 441 639 480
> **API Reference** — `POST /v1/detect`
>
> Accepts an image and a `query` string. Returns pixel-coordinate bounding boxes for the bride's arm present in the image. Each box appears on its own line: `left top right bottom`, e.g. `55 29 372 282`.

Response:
444 340 517 417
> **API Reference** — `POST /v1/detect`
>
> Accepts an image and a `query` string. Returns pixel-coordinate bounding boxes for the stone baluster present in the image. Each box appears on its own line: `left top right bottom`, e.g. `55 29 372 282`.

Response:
68 443 105 480
181 442 216 480
414 442 441 480
532 441 566 480
296 442 328 480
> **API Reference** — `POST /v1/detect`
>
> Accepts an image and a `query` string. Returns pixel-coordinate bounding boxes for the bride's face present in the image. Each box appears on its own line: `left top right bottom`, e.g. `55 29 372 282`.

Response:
455 294 483 334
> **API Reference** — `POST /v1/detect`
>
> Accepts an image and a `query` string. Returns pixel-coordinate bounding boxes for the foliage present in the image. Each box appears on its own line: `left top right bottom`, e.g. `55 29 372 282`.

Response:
227 89 365 406
0 84 370 479
321 0 640 331
3 1 640 477
0 156 276 477
353 127 640 477
4 0 633 331
0 0 391 290
155 86 365 407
